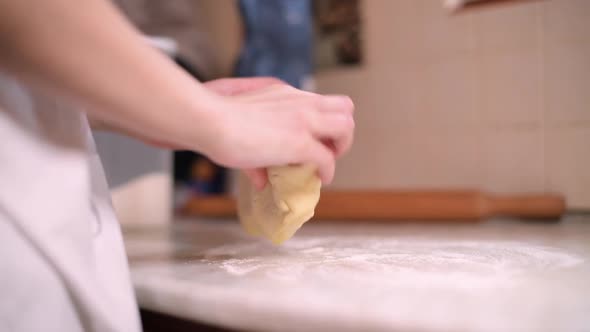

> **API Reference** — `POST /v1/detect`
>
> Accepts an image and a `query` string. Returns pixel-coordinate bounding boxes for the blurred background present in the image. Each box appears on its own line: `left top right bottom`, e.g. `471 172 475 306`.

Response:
90 1 590 330
93 0 589 226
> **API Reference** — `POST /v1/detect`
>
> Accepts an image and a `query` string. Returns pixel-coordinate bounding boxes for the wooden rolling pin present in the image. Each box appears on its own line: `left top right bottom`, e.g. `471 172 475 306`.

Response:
314 190 565 221
182 190 566 221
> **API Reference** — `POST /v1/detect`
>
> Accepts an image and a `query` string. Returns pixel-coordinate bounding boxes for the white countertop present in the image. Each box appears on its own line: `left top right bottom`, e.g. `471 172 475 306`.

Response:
124 216 590 332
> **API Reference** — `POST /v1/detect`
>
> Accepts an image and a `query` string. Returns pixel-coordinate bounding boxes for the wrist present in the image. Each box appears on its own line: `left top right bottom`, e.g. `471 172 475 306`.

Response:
180 90 226 157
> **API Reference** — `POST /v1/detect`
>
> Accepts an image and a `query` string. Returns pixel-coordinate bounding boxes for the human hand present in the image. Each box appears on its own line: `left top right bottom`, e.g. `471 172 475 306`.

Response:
201 79 355 189
91 76 354 190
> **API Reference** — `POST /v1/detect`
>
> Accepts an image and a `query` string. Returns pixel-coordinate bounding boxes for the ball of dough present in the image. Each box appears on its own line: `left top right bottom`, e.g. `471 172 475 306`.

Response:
237 165 321 245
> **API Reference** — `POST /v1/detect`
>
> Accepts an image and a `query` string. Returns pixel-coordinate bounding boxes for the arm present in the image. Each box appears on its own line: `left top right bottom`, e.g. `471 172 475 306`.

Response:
0 0 355 185
88 77 288 152
0 0 216 152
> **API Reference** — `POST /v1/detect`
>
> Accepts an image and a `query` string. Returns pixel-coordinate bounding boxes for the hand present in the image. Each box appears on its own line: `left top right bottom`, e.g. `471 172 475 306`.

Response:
90 77 354 189
202 79 355 188
203 77 287 188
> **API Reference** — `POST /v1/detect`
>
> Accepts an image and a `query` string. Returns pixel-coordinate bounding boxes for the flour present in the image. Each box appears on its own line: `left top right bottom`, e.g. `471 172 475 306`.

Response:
220 259 261 276
203 236 584 289
129 222 590 332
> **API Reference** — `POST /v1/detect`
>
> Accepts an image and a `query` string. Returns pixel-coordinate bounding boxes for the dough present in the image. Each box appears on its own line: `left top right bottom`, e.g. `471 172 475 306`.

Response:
237 165 321 245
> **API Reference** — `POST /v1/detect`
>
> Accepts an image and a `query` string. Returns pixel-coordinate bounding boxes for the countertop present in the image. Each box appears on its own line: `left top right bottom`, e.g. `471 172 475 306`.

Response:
123 216 590 332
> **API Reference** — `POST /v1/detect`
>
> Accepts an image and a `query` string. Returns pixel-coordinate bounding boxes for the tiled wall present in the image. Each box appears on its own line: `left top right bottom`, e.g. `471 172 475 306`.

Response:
317 0 589 209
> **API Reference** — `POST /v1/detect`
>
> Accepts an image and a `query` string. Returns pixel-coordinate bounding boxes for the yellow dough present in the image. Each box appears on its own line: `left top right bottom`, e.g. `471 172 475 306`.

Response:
237 165 321 245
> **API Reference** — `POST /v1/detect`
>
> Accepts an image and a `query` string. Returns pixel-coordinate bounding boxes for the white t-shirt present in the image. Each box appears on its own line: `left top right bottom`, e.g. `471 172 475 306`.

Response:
0 73 141 332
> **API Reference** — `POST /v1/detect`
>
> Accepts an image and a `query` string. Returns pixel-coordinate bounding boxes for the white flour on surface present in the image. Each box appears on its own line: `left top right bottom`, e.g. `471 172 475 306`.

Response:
130 223 590 332
203 237 584 288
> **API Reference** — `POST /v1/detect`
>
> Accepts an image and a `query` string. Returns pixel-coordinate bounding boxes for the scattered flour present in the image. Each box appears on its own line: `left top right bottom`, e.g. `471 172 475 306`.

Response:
203 236 584 289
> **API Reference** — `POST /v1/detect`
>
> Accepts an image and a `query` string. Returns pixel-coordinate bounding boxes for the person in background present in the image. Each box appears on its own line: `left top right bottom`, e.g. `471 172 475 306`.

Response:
235 0 314 89
0 1 354 331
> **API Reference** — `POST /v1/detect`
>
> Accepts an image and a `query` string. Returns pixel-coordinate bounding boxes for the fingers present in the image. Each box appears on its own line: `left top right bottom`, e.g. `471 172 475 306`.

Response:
246 139 337 187
210 84 354 185
331 121 355 157
302 140 336 184
318 95 354 114
303 95 354 156
243 168 267 190
292 94 354 177
311 111 355 156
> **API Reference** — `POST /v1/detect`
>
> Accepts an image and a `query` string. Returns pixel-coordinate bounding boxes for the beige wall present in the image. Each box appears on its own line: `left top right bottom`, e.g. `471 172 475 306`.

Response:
317 0 589 209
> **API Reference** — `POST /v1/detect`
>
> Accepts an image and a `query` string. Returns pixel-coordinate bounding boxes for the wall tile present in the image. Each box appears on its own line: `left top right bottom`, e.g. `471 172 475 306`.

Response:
399 127 484 188
317 0 589 208
330 126 416 189
364 0 421 64
373 63 419 127
481 128 545 193
316 68 373 99
480 49 542 127
545 127 590 209
543 0 590 46
543 43 590 127
474 1 540 53
413 56 479 128
333 127 484 190
415 0 476 60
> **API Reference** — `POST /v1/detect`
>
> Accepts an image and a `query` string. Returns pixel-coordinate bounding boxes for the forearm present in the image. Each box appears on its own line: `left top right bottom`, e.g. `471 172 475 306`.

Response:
0 0 355 183
0 0 218 151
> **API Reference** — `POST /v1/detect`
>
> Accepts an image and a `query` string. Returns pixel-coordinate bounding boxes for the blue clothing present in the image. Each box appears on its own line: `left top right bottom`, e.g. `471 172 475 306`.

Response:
235 0 313 88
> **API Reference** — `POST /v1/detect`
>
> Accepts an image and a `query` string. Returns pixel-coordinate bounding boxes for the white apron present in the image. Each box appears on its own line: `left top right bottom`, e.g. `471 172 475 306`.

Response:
0 73 141 332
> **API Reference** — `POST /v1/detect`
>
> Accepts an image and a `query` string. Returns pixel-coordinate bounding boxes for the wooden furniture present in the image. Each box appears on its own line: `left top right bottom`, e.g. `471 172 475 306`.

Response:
181 190 566 221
